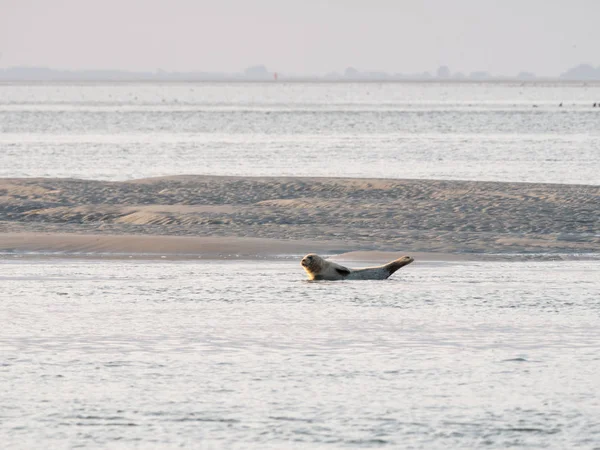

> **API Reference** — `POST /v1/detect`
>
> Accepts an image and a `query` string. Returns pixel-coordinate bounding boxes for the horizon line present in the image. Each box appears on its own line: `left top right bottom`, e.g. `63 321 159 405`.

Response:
1 63 600 82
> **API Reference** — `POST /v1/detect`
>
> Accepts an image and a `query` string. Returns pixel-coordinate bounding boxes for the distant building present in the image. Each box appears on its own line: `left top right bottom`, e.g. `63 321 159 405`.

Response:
344 67 360 79
244 65 271 80
436 65 451 78
560 63 600 80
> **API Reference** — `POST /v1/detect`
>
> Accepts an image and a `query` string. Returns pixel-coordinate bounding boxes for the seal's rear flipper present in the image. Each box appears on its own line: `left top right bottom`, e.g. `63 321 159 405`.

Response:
335 267 351 276
384 256 414 278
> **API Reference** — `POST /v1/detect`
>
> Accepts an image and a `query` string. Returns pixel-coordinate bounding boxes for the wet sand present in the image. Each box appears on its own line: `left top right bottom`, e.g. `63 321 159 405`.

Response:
1 176 598 259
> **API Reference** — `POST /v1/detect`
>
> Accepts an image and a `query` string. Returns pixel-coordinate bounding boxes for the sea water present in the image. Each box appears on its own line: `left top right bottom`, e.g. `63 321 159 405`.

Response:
1 81 599 184
2 81 599 448
1 258 599 449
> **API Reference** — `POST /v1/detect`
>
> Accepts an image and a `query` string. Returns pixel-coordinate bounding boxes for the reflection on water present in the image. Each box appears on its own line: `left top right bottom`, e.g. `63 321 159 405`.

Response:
1 258 599 448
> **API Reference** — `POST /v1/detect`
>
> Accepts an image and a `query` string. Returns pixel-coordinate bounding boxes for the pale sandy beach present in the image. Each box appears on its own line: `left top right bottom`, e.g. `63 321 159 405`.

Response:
1 176 598 259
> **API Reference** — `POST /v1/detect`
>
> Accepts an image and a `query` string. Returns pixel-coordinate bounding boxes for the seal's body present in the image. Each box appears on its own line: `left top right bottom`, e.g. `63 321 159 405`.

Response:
301 254 414 281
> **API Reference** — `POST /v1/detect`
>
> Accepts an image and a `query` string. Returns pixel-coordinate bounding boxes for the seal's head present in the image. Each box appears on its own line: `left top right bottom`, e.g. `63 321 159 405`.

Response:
301 253 324 276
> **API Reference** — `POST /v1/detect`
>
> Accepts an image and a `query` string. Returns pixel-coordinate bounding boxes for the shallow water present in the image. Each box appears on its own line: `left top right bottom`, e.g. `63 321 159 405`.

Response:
1 82 599 184
1 258 599 449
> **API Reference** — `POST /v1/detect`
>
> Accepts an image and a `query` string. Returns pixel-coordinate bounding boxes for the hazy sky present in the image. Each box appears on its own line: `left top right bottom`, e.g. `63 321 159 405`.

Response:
1 0 598 76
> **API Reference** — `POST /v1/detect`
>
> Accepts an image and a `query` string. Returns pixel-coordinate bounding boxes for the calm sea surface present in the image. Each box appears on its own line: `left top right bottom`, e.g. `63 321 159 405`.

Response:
1 258 599 449
1 81 599 184
2 83 599 448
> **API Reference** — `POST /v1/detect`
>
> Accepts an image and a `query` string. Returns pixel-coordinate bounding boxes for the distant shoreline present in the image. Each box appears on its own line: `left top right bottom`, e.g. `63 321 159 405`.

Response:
2 62 600 82
2 78 600 84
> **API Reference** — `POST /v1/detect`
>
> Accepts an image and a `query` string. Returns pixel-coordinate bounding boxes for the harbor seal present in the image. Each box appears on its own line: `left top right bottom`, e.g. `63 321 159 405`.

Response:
301 253 414 281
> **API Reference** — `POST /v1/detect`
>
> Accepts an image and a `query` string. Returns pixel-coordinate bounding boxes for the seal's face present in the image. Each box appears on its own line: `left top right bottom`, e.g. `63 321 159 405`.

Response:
301 253 322 274
396 256 414 268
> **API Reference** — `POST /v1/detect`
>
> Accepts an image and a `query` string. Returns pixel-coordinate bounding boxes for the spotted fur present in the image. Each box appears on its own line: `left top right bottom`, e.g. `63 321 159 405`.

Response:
301 253 414 281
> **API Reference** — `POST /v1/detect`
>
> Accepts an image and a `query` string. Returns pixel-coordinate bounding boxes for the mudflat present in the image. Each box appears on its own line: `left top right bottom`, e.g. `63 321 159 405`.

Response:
0 176 598 258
